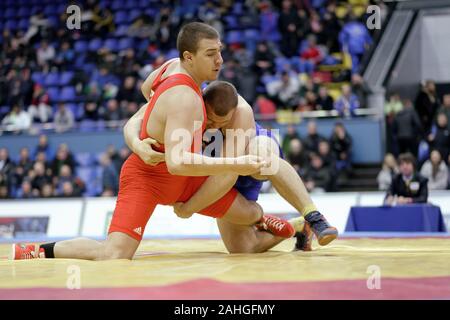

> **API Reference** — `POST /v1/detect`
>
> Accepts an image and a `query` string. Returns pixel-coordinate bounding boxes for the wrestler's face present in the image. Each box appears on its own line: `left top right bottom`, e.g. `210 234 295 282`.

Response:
205 103 235 130
192 38 223 82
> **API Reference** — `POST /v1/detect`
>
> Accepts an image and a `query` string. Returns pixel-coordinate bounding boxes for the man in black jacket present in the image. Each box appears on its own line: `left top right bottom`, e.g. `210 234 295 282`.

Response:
384 153 428 205
392 99 423 157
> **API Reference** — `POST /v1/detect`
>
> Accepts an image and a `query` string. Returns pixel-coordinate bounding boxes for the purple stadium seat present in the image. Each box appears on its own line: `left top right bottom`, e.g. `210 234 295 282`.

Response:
223 15 239 29
74 40 88 53
114 11 128 25
31 72 45 85
88 38 103 51
5 20 18 31
103 38 119 51
4 8 16 19
118 38 133 51
275 56 291 73
125 0 139 9
166 49 178 60
225 31 243 45
47 88 60 102
111 0 126 11
79 120 97 132
129 9 141 22
59 86 76 102
18 19 30 30
114 25 129 37
60 71 74 86
17 7 31 18
43 4 58 16
64 103 78 117
44 72 59 87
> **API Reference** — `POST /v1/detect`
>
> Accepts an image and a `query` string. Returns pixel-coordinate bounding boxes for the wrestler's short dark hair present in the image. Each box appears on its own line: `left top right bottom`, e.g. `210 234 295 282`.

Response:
398 152 416 168
203 81 238 116
177 22 219 60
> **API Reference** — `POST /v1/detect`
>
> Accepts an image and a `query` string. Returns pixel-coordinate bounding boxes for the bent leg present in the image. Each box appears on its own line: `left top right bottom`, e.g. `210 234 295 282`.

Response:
217 218 285 254
53 232 140 260
219 192 263 225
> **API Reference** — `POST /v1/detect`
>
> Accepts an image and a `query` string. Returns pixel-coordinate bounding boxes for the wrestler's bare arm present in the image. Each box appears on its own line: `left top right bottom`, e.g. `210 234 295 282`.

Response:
162 87 263 176
176 96 257 214
141 58 178 101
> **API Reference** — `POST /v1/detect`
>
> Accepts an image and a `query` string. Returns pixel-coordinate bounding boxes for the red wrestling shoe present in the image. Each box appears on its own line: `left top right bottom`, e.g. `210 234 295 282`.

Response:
10 244 44 260
256 215 295 238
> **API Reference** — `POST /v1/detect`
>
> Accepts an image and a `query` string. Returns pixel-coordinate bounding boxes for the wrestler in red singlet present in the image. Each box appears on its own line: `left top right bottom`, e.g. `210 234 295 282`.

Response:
109 62 238 241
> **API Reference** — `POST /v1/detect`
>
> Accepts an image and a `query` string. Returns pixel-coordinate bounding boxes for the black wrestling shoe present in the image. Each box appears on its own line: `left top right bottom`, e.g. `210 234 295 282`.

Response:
304 211 338 246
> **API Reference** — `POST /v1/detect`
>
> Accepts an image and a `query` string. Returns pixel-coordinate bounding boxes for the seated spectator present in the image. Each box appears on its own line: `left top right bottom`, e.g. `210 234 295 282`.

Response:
41 183 55 198
92 6 115 36
100 153 119 196
0 148 14 178
54 41 75 71
83 101 101 121
266 71 300 110
278 0 301 57
282 125 301 156
384 153 428 205
303 120 325 154
127 14 156 39
17 147 33 174
253 42 275 76
427 113 450 163
30 161 52 194
351 73 370 108
300 34 323 65
392 99 423 157
420 150 449 190
17 179 38 199
253 95 277 116
377 153 399 191
415 80 440 135
317 140 335 169
438 94 450 131
33 134 54 160
299 77 319 98
330 122 352 172
287 138 308 175
116 76 139 104
103 99 123 122
316 86 334 111
51 144 76 177
305 153 331 191
59 181 77 198
36 40 56 69
1 105 32 133
28 84 52 123
297 91 317 111
54 103 75 133
334 84 360 117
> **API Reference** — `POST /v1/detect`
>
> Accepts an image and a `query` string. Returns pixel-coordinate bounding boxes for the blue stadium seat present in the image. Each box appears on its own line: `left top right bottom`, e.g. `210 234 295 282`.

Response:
275 57 291 73
18 18 30 30
74 40 88 53
111 0 126 11
17 7 31 18
43 4 58 16
4 8 16 19
225 30 243 44
79 120 97 132
74 54 86 68
88 38 103 51
64 103 78 118
114 11 128 25
44 72 60 87
31 72 46 85
59 86 76 102
129 9 141 22
223 15 239 29
125 0 139 9
5 20 18 31
60 71 74 86
118 38 133 51
103 38 119 51
114 25 129 37
166 48 179 60
47 88 60 102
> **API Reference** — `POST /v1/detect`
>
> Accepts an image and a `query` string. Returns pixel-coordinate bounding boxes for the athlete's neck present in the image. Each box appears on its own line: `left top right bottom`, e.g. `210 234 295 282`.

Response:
179 60 203 88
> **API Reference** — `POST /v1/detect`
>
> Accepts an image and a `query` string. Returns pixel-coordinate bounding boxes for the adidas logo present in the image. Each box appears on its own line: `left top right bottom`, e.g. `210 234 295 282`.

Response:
133 227 142 236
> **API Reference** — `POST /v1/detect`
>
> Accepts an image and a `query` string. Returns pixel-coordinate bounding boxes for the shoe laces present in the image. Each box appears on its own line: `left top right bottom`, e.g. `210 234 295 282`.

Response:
265 216 285 231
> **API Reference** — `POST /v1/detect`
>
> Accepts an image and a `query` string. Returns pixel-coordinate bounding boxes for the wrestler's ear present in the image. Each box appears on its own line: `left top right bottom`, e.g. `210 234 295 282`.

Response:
182 51 194 65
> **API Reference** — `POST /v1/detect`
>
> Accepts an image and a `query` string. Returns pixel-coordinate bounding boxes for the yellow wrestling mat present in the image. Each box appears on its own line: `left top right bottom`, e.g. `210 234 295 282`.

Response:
1 237 450 299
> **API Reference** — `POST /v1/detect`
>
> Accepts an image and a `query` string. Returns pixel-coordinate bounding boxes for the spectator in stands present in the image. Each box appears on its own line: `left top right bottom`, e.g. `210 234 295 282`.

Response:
321 1 341 52
116 76 139 104
253 94 277 116
304 120 325 154
298 90 317 111
54 41 75 71
299 77 319 98
127 14 156 40
100 153 119 196
92 6 115 36
83 101 101 121
32 135 52 161
384 153 428 205
266 71 300 110
59 181 78 198
287 138 309 175
385 93 403 120
0 185 9 199
103 99 123 122
392 99 423 157
300 34 324 66
351 73 370 108
305 152 331 191
282 124 301 156
420 150 449 190
41 183 55 198
36 40 56 69
22 13 51 44
259 1 280 42
338 14 372 73
438 94 450 131
28 84 51 123
253 42 275 76
330 122 353 172
17 147 33 174
30 161 52 195
428 113 450 164
415 80 440 135
54 103 75 133
334 84 360 117
316 86 334 111
377 153 399 191
17 179 36 199
0 148 14 178
278 0 301 57
51 144 76 177
1 105 31 133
